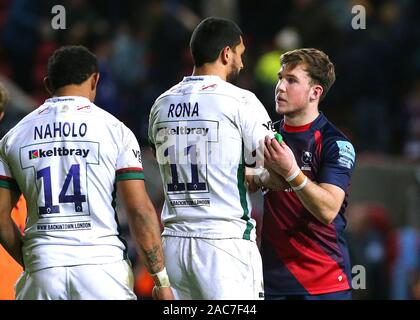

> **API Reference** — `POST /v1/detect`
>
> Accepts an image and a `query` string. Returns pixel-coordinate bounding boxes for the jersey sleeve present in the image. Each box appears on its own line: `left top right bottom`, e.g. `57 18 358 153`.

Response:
318 138 356 192
0 150 20 191
238 92 274 165
115 124 145 181
147 103 157 149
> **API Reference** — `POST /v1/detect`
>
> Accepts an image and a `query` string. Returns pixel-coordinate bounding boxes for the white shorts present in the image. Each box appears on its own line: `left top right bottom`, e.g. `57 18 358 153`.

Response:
163 236 264 300
15 260 136 300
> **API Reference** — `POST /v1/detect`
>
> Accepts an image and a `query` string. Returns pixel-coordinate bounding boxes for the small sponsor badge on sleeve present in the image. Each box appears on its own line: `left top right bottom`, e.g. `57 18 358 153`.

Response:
336 141 355 169
132 149 142 163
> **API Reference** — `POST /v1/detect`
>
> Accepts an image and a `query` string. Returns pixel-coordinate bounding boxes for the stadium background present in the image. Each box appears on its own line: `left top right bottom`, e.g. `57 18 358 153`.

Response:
0 0 419 299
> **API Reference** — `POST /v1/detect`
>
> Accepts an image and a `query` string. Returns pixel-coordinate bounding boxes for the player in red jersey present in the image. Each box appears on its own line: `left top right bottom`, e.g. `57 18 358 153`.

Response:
251 48 356 299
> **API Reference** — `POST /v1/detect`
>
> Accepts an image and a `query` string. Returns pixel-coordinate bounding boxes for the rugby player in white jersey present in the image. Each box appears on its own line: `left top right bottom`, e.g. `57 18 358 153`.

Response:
148 17 275 299
0 45 174 300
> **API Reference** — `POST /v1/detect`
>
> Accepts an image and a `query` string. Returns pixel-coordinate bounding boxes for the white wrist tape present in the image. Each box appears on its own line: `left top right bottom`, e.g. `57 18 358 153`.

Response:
151 267 171 287
292 176 308 191
285 168 300 182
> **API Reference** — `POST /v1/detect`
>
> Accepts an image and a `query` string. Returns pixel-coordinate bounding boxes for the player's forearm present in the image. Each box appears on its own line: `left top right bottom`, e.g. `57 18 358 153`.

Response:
259 168 289 190
127 206 165 274
246 167 288 191
294 179 340 225
0 217 24 266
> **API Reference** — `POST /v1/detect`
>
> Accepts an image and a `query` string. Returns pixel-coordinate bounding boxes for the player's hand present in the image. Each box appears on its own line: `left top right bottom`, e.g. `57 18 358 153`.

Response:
264 135 299 179
262 167 289 190
246 174 260 193
152 286 175 300
245 167 260 193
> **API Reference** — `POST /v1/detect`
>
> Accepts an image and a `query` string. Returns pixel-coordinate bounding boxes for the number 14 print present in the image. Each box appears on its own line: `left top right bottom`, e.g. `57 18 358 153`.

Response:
37 164 86 215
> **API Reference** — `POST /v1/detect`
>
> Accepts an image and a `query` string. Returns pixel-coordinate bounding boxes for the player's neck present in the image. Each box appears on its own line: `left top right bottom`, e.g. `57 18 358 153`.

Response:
192 65 227 81
53 85 93 101
284 107 319 127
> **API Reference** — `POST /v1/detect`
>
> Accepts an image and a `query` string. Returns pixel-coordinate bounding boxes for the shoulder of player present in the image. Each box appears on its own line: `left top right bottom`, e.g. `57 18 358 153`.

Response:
213 84 265 113
0 107 41 140
151 92 169 110
90 104 136 137
150 84 186 112
319 119 352 144
219 82 256 100
21 103 123 134
89 103 119 122
317 121 356 159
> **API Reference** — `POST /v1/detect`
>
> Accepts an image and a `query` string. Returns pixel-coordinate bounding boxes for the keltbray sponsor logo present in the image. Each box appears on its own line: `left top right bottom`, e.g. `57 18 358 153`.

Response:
28 146 90 159
158 126 209 137
29 150 40 159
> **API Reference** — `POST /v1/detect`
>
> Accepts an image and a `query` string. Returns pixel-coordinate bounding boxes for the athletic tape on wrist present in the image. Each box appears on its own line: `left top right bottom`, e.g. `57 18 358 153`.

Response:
285 168 300 182
151 267 171 287
292 176 308 191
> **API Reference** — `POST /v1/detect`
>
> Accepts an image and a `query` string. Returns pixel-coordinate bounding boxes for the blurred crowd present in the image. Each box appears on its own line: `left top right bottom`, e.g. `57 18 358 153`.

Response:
1 0 420 299
346 201 420 300
1 0 420 155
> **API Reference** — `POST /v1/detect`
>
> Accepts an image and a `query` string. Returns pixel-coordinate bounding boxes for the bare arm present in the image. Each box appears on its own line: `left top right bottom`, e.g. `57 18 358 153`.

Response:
0 188 24 266
264 136 344 224
291 180 344 224
117 179 164 273
247 167 290 192
117 179 174 299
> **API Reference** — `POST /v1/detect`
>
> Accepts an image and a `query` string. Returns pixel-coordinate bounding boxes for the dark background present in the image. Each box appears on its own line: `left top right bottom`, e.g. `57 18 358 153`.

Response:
1 0 420 300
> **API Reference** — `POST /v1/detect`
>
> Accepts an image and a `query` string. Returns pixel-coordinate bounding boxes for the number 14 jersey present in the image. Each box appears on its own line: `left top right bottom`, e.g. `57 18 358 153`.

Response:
0 96 144 272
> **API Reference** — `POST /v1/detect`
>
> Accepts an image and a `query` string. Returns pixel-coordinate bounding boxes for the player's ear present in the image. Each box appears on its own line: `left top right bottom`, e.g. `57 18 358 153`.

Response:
43 77 53 96
91 73 100 91
309 84 323 102
220 46 230 65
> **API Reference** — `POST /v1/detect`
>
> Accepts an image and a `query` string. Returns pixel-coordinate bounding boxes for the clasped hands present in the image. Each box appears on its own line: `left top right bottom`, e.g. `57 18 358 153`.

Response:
246 135 299 192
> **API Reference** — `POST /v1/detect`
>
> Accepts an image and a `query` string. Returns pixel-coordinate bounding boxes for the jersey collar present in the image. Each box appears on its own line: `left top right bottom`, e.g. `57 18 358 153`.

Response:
183 75 223 82
281 112 327 133
283 121 314 133
45 96 92 105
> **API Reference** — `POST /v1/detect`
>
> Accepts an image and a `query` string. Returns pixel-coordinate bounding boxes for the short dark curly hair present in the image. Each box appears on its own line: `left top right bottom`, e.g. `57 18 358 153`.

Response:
47 45 99 92
190 17 242 67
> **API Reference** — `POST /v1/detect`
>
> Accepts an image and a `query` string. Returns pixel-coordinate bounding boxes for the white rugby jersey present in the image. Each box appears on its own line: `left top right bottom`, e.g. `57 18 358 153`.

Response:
148 76 274 241
0 96 144 272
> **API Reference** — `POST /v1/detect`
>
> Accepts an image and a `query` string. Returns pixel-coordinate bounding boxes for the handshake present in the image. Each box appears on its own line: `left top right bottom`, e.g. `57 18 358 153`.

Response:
246 132 308 193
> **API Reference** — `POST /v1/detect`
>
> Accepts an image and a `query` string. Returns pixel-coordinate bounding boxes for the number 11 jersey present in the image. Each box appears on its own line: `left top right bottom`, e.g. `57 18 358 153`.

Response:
148 76 274 241
0 96 144 272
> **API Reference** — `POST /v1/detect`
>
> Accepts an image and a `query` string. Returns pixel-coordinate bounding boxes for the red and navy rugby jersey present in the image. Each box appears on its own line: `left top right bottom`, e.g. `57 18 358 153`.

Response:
261 112 356 295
